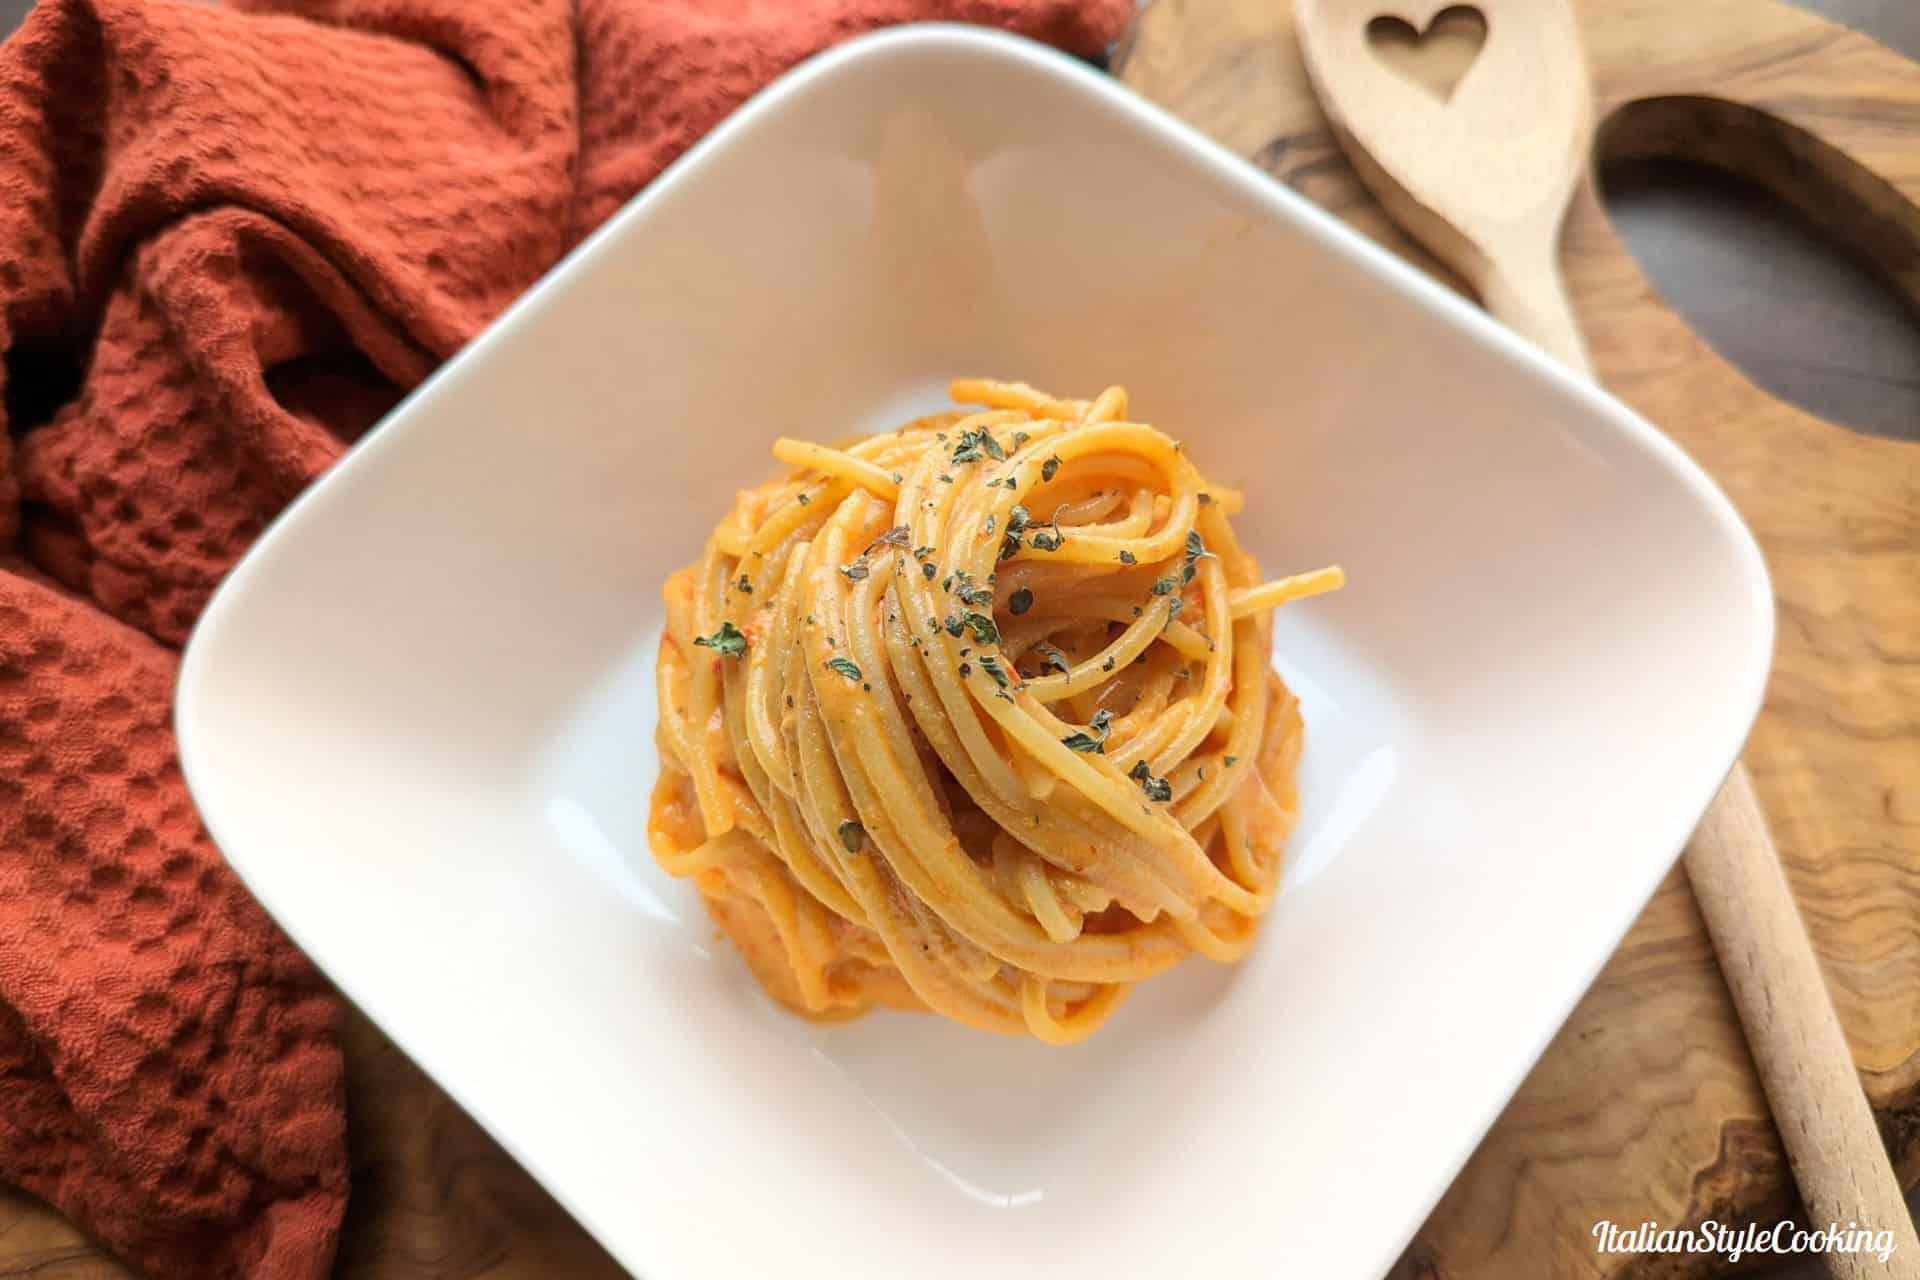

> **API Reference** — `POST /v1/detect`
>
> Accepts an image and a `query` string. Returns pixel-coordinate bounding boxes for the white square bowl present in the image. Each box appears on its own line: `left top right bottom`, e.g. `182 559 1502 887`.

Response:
176 25 1772 1280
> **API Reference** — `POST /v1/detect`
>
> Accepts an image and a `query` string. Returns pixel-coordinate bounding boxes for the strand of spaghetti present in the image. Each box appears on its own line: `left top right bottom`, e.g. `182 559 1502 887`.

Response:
878 585 1198 929
949 377 1084 420
681 545 735 835
1015 597 1186 701
1229 565 1347 617
739 540 810 787
772 437 901 499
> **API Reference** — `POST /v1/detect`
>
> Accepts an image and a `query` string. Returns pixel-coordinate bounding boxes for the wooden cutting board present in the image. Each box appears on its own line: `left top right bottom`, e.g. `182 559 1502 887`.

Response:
1117 0 1920 1274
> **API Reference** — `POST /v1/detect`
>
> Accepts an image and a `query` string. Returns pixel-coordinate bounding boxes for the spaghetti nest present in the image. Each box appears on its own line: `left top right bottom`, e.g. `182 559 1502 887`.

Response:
650 379 1343 1044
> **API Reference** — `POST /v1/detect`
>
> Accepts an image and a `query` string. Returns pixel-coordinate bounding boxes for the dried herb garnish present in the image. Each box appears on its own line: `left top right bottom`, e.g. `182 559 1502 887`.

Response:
840 561 870 582
944 615 964 638
736 575 753 593
1060 708 1114 753
838 819 866 853
922 562 936 580
1012 431 1031 448
946 570 994 608
999 504 1032 561
1041 456 1061 482
1197 492 1214 505
1224 755 1239 768
797 492 811 506
1186 530 1214 561
1129 759 1173 802
962 611 1000 645
957 661 972 677
1029 527 1065 553
877 526 912 549
824 657 862 682
693 621 747 659
977 654 1011 688
1101 655 1115 672
1036 644 1071 675
951 427 1006 463
1008 588 1033 616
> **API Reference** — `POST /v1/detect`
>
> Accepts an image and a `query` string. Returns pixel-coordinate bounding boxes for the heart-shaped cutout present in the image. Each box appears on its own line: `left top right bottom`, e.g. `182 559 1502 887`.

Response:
1366 5 1487 103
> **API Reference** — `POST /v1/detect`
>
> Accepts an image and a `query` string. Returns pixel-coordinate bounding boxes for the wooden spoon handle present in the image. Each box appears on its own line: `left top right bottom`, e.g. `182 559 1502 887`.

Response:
1484 254 1919 1276
1688 767 1920 1278
1479 240 1593 375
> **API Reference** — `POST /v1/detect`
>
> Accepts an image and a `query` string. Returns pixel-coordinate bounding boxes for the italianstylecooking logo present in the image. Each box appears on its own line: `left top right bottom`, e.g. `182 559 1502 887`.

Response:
1593 1219 1897 1264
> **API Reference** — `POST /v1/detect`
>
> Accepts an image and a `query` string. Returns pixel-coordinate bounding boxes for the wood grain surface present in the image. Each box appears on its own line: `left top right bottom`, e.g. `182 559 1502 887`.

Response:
1116 0 1920 1277
0 0 1915 1278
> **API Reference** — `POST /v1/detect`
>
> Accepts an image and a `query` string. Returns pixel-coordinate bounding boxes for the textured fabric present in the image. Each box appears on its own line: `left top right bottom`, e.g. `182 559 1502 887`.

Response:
0 1 1132 1276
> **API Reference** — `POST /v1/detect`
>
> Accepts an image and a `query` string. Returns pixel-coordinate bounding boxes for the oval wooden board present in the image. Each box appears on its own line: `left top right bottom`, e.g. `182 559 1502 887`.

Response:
1117 0 1920 1274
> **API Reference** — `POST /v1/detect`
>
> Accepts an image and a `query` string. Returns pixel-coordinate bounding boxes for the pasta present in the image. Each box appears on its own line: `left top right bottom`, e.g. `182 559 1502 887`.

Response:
648 379 1343 1044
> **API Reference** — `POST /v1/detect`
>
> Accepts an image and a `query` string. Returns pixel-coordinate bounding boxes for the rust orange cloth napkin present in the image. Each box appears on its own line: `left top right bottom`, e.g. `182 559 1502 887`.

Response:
0 1 1129 1275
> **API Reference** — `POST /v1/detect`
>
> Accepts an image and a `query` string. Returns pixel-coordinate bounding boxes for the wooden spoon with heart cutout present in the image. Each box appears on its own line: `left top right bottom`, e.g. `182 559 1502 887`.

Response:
1293 2 1920 1275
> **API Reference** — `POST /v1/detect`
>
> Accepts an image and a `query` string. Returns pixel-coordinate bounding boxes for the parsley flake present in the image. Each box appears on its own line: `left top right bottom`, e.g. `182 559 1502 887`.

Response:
838 819 866 854
1129 760 1173 802
951 427 1006 464
1008 588 1033 616
693 621 747 659
1060 709 1114 753
824 657 862 682
1042 456 1061 482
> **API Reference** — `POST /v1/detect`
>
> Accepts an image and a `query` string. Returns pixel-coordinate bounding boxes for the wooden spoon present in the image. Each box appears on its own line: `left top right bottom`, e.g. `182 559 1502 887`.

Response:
1293 2 1920 1275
